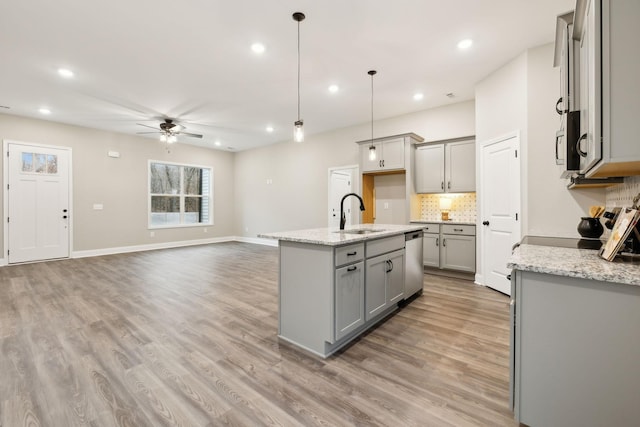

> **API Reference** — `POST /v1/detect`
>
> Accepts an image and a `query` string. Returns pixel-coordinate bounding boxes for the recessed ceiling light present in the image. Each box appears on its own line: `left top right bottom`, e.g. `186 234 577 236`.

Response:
413 93 424 101
251 43 265 54
39 108 51 115
446 92 455 98
457 39 473 50
266 126 274 133
58 68 74 78
328 84 339 93
214 141 221 146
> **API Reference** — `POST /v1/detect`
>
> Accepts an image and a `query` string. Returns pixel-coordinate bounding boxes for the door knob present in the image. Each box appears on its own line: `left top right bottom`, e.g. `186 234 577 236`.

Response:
482 220 490 226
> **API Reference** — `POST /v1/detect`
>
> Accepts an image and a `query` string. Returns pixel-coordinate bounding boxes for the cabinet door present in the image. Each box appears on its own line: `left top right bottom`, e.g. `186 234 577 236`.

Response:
446 141 475 192
360 141 383 172
365 254 388 320
335 261 365 341
415 144 445 193
423 232 440 268
386 250 405 305
441 234 476 273
381 138 405 170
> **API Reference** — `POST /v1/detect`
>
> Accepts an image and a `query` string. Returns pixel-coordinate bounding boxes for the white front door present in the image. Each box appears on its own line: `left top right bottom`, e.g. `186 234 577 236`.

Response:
480 134 520 295
7 142 71 263
329 170 352 228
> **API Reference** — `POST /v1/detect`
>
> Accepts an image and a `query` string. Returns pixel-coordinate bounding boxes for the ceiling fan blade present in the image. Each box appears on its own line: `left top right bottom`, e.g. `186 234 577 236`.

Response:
179 132 203 138
137 123 160 130
136 131 162 134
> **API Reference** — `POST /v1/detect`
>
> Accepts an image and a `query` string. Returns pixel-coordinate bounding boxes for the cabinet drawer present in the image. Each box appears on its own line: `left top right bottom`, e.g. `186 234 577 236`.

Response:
366 235 404 258
441 224 475 236
421 223 440 234
335 243 365 267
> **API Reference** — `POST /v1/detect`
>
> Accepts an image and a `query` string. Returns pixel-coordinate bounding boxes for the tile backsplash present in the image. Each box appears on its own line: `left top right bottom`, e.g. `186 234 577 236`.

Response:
418 193 477 222
606 176 640 207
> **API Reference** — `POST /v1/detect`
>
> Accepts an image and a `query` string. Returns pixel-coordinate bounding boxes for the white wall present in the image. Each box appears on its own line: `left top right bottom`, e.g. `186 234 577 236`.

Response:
475 44 605 283
526 43 604 237
233 100 476 237
0 113 236 254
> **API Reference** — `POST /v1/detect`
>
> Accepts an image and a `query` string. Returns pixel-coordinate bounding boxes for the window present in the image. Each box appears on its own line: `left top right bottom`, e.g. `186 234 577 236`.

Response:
148 161 213 228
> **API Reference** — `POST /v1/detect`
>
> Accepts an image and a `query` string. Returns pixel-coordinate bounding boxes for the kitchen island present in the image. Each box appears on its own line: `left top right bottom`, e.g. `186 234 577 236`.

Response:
260 224 424 358
508 238 640 427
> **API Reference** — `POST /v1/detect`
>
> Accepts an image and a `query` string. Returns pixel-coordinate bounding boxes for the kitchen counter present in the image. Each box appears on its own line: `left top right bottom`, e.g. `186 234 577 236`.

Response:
259 223 424 246
508 240 640 286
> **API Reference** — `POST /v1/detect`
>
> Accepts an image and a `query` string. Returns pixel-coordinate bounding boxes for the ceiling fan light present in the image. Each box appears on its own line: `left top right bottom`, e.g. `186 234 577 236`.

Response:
160 134 167 142
294 120 304 143
168 135 177 144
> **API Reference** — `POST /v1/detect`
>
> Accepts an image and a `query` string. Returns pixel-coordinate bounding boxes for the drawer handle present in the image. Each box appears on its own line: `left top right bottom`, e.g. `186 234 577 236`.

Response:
454 228 463 232
347 266 357 272
347 251 357 256
412 233 419 239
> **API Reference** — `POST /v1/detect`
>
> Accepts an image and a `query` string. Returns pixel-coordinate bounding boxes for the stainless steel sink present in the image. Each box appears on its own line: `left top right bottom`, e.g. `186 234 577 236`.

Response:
334 229 385 235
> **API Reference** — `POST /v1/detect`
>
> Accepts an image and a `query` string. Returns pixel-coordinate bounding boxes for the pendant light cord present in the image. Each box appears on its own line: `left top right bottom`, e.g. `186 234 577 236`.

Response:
370 72 373 143
297 19 301 121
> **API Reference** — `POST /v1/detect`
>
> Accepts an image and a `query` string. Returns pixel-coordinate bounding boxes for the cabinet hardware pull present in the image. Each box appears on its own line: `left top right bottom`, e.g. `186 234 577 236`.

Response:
442 238 446 247
576 133 588 157
506 274 512 281
347 251 357 256
448 181 451 190
454 228 463 232
436 237 439 246
482 220 490 226
555 97 564 115
347 266 357 272
412 233 419 239
441 181 444 190
385 260 393 273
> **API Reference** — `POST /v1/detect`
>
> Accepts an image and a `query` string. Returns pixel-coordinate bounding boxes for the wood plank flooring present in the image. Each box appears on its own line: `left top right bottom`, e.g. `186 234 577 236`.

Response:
0 242 518 426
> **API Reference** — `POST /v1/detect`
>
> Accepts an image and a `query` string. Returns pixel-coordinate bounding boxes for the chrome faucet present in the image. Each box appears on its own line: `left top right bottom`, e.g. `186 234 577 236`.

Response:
340 193 366 230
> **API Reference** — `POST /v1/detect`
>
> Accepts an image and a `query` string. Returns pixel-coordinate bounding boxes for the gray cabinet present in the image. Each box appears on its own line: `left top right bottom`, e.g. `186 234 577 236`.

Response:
415 139 475 193
510 269 640 426
365 249 404 321
419 222 476 273
335 261 365 341
574 0 640 178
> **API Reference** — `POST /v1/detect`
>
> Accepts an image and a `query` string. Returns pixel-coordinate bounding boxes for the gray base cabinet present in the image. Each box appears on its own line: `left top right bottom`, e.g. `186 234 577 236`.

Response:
510 270 640 426
365 249 404 320
420 222 475 273
335 261 365 341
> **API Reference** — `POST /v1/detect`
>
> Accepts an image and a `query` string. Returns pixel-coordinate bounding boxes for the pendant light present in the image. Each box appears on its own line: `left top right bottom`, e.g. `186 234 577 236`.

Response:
293 12 305 143
368 70 377 161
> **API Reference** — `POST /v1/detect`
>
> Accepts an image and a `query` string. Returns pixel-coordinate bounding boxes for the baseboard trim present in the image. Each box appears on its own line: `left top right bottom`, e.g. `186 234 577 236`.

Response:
71 236 237 259
234 236 278 247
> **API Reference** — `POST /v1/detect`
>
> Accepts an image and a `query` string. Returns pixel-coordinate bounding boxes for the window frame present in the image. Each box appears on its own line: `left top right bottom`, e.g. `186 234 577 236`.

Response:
147 159 214 229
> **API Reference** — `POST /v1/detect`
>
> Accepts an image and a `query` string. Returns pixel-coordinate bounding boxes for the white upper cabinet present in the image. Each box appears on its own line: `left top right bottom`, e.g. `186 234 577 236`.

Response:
359 137 406 172
415 139 475 193
415 144 445 193
446 141 476 193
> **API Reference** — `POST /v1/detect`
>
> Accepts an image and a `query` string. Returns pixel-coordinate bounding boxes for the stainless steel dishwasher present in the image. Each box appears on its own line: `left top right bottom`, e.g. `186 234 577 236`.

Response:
404 230 424 298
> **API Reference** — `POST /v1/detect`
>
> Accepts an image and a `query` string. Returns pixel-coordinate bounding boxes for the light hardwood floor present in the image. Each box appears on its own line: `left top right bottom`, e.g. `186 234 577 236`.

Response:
0 242 518 426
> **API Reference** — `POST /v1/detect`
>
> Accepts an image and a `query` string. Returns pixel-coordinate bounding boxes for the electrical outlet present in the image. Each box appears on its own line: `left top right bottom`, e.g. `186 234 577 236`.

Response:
384 202 389 209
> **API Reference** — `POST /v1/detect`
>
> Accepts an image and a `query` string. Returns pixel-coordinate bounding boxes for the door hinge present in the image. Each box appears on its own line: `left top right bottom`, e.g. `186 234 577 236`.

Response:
6 217 9 223
515 150 518 158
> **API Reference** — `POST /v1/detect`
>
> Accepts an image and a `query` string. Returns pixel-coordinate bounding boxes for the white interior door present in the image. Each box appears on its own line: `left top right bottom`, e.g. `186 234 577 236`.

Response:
329 170 352 228
480 134 520 295
7 142 71 263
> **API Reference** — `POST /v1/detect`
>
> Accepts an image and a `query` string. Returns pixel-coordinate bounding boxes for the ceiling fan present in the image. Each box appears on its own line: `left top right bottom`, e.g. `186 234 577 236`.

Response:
136 119 203 143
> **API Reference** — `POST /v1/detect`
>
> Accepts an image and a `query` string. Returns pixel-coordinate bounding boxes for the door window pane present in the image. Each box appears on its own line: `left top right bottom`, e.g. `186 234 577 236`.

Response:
22 153 34 172
47 155 58 174
35 154 47 173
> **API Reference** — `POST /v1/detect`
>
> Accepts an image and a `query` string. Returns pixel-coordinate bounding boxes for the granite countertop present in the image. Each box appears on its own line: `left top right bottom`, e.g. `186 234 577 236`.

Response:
410 220 476 226
259 224 424 246
508 243 640 286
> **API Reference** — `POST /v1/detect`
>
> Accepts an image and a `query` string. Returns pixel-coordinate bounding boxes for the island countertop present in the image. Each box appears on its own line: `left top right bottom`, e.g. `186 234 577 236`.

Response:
508 243 640 286
258 223 424 246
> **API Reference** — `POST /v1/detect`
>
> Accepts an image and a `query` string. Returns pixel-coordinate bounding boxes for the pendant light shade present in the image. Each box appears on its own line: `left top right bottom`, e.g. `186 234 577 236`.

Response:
293 12 305 143
368 70 377 161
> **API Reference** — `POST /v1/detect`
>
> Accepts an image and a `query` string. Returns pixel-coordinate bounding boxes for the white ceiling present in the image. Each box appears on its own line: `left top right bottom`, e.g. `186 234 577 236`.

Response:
0 0 574 151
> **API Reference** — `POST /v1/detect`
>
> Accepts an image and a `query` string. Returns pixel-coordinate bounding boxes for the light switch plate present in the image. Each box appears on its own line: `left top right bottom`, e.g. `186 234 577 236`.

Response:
93 203 103 210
